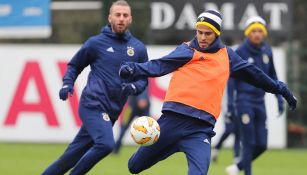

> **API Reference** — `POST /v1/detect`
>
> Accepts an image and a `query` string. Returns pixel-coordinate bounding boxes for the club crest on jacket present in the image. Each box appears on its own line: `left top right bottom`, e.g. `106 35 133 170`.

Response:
127 46 135 56
262 54 269 64
102 113 110 121
241 113 250 124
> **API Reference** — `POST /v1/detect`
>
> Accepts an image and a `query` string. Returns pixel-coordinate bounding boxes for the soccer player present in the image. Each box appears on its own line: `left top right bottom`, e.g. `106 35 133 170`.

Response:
113 87 150 154
42 1 148 174
211 78 240 164
119 10 296 175
225 16 285 175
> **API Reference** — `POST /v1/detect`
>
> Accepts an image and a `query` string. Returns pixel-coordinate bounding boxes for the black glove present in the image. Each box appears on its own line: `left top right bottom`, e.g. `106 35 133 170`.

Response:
121 83 137 97
279 81 297 110
59 84 74 101
119 62 134 79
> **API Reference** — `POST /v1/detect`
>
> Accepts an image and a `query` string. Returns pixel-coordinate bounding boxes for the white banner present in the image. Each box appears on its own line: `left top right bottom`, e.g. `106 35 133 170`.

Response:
0 44 286 148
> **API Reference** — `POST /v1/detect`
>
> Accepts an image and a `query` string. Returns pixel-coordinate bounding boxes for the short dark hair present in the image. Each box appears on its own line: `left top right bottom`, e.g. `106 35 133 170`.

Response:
109 0 131 14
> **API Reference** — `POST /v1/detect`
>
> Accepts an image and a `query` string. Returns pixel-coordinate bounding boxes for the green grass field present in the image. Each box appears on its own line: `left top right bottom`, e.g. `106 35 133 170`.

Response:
0 143 306 175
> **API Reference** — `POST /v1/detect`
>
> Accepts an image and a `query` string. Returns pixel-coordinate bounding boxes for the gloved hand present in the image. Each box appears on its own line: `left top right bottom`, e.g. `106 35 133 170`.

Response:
279 81 297 110
121 83 137 97
119 62 134 79
59 84 74 101
277 95 284 116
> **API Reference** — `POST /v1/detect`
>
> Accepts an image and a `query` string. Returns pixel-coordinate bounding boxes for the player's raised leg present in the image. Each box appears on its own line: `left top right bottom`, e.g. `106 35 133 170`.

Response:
69 104 115 175
128 112 183 174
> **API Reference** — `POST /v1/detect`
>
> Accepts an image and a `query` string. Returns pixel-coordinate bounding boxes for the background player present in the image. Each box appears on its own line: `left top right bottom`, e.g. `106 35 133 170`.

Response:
119 10 296 175
226 16 285 175
42 1 148 174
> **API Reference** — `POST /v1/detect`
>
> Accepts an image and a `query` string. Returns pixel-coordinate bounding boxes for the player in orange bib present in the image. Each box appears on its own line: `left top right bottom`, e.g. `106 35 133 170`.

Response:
119 10 296 175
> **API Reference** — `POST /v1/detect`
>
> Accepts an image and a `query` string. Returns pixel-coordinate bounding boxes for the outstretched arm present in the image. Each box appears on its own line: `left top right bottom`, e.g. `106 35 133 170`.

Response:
232 65 285 94
119 44 194 79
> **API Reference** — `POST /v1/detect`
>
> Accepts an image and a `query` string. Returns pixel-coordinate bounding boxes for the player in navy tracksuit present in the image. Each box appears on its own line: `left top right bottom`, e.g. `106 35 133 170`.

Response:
113 87 150 154
226 16 285 175
119 10 296 175
211 78 241 164
42 1 148 174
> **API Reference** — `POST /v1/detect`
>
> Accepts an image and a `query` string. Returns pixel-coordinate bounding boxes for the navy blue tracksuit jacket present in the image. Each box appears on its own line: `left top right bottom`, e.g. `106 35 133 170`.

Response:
233 38 283 105
63 25 148 122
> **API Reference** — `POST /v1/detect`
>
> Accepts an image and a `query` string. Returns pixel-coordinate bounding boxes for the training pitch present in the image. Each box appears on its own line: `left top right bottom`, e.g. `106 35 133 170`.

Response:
0 144 306 175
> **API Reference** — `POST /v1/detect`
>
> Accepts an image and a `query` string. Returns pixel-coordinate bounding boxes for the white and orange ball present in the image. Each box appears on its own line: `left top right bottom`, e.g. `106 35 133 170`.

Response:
130 116 160 146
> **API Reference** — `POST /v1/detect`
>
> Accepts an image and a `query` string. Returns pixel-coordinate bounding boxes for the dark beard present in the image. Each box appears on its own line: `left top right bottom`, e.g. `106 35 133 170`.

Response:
111 24 128 34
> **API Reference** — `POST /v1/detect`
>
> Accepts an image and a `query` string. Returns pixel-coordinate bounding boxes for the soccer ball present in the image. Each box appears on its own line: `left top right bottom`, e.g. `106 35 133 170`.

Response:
130 116 160 146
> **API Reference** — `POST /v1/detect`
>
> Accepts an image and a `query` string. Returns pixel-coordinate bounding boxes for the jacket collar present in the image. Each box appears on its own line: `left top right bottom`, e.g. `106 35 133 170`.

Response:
244 38 265 55
101 25 132 41
190 37 225 53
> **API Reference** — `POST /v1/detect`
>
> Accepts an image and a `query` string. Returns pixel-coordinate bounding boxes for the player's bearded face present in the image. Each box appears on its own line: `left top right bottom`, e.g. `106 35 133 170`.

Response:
196 25 217 49
108 5 132 34
248 28 265 46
